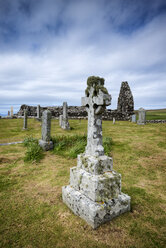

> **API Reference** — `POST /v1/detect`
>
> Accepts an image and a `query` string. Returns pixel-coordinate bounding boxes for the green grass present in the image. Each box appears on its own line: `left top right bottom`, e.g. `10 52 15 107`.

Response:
52 134 113 158
146 109 166 120
0 117 166 247
135 108 166 120
23 137 44 163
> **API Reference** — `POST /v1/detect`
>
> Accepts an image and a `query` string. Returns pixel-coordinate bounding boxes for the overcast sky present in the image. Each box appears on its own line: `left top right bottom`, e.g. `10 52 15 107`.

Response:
0 0 166 115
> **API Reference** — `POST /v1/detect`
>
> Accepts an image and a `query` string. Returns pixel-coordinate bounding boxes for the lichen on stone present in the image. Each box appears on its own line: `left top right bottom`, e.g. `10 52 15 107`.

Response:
85 76 108 97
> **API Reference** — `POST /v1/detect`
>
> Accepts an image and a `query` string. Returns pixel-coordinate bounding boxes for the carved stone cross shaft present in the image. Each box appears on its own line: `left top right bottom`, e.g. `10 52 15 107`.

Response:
82 77 111 156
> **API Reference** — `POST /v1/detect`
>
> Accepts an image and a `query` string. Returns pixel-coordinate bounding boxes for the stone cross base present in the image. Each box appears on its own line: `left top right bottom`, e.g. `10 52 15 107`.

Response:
39 140 53 151
77 154 113 175
62 186 130 229
22 127 28 130
62 153 130 228
70 168 121 202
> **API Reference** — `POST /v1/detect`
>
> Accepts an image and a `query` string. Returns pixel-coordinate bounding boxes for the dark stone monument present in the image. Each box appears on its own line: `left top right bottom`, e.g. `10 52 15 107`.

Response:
117 81 134 119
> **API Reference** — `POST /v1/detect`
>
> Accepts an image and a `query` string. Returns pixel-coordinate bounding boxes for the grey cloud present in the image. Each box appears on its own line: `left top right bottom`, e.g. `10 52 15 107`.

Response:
0 0 166 114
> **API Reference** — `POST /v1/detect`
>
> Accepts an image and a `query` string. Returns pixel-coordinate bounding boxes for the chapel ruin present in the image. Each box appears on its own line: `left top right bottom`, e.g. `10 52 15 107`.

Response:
16 81 134 120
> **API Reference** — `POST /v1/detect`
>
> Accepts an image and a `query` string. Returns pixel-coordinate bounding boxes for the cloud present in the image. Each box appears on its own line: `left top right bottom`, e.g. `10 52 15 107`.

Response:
0 0 166 114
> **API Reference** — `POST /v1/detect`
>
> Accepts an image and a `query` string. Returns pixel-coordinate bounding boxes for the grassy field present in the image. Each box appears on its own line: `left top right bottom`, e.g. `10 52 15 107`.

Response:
135 108 166 120
0 118 166 248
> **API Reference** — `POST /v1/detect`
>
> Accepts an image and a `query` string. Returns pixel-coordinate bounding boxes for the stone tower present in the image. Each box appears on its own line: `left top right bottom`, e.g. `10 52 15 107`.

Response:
117 81 134 119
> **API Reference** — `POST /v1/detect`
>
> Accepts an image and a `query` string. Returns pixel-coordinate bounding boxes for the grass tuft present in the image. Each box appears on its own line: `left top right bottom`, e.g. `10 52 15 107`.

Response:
23 136 44 163
52 134 113 158
52 134 87 158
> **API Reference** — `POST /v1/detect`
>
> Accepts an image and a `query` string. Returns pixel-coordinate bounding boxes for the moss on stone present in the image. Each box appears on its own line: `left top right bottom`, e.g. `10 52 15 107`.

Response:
85 76 108 97
82 156 88 168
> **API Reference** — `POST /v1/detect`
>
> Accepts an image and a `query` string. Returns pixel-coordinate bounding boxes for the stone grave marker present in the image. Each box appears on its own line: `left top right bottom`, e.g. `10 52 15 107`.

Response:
37 105 41 119
62 76 131 229
132 114 136 123
60 102 70 130
59 115 63 126
137 108 146 125
8 111 10 116
23 109 28 130
39 110 53 151
113 117 115 124
11 106 13 117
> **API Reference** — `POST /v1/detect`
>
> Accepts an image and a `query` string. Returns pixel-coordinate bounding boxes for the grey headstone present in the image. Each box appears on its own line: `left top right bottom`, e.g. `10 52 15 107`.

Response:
131 114 136 123
62 76 130 229
8 111 10 116
23 109 28 130
113 117 115 124
37 105 41 119
60 102 70 130
39 110 53 151
137 108 146 125
59 115 63 126
11 106 13 117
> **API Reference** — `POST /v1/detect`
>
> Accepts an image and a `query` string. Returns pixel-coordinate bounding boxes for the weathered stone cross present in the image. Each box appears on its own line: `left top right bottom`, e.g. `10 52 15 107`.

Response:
82 77 111 156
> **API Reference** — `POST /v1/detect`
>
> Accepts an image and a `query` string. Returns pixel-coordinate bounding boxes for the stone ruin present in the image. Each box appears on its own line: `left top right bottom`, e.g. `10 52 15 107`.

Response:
59 102 70 130
62 76 131 229
16 82 134 121
117 81 134 119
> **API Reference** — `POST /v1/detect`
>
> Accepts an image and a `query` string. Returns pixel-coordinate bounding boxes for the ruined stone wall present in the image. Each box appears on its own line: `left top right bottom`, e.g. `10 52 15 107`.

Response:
17 81 134 120
17 104 131 120
117 81 134 118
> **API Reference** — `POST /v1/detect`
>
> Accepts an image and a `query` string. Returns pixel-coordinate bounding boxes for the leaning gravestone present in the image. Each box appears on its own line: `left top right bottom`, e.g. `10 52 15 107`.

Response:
23 109 28 130
131 114 136 123
60 102 70 130
39 110 53 151
62 76 131 229
137 108 146 125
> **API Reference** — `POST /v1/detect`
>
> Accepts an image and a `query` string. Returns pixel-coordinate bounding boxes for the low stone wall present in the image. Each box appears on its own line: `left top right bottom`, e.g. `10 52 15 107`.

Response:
146 120 166 124
17 104 134 121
